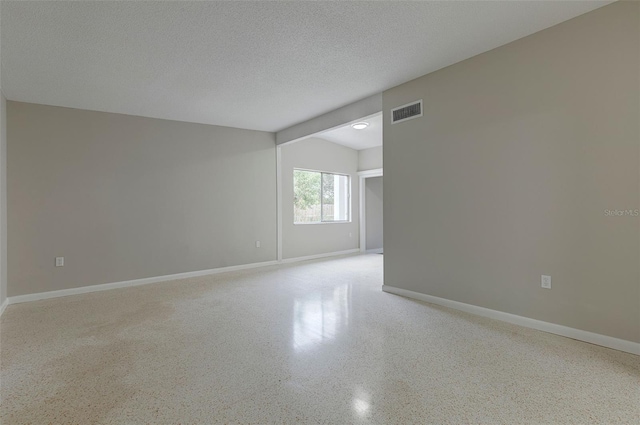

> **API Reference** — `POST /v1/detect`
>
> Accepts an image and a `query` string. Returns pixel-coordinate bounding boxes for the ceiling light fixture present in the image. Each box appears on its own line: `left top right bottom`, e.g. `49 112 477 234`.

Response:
351 122 369 130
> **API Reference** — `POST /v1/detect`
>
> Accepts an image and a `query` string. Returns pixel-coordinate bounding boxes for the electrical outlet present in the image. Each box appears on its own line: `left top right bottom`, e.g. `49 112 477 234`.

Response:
55 257 64 267
349 233 353 238
255 241 261 248
541 275 551 289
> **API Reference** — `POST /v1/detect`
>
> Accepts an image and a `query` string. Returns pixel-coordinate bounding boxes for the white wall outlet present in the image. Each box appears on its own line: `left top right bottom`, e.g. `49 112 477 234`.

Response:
541 275 551 289
55 257 64 267
255 241 261 248
349 233 353 238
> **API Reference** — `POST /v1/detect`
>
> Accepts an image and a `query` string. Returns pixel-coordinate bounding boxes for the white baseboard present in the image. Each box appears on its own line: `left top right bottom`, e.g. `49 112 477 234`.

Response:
3 250 362 310
0 298 7 317
281 249 360 264
382 285 640 356
6 260 279 306
366 248 383 254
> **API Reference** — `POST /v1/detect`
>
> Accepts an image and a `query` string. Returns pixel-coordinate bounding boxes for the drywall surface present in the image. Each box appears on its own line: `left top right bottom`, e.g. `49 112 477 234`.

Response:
358 146 383 171
281 138 359 259
8 102 277 296
276 94 382 145
383 1 639 342
365 176 383 250
0 93 6 307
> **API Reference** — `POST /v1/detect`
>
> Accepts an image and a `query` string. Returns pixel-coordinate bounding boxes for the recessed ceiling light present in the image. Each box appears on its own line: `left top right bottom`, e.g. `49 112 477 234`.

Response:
351 122 369 130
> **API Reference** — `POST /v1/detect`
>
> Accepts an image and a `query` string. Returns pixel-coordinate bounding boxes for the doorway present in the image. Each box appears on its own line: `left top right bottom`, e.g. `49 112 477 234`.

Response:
358 168 383 254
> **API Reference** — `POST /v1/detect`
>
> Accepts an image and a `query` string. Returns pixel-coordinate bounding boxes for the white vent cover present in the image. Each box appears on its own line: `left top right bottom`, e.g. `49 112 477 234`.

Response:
391 100 423 124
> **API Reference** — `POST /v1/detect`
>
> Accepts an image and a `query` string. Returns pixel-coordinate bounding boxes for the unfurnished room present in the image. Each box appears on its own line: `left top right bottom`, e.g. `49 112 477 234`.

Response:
0 1 638 424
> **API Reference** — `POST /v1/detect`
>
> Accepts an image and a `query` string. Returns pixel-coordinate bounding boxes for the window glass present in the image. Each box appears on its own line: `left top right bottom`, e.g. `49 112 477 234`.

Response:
294 170 350 223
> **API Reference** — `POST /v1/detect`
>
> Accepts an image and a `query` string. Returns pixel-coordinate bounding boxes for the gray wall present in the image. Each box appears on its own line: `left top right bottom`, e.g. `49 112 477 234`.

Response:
281 138 359 259
358 146 382 171
8 102 277 297
365 176 383 251
383 1 639 342
0 93 6 306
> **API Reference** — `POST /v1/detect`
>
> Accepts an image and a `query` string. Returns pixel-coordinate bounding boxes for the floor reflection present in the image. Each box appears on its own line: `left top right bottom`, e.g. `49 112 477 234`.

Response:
293 284 351 352
352 386 371 416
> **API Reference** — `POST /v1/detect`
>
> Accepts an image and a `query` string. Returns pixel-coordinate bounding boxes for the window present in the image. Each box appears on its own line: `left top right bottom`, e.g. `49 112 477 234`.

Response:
294 169 350 224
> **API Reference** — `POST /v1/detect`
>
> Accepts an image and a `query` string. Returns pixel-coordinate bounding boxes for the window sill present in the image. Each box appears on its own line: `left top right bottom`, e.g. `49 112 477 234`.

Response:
294 221 352 225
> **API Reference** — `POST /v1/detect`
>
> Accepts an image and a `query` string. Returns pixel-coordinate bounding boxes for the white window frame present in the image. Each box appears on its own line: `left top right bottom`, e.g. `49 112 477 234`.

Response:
293 168 351 225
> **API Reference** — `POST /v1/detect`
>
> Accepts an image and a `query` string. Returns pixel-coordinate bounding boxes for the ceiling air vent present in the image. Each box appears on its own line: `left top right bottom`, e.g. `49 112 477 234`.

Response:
391 100 423 124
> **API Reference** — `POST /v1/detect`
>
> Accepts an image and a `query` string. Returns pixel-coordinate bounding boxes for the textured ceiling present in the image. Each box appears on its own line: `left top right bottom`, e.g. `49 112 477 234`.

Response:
318 113 383 151
1 1 612 132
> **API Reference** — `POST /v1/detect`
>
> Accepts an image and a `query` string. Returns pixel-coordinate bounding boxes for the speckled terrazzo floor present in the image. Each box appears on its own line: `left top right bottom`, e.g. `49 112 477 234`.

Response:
1 254 639 424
